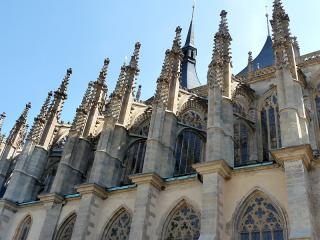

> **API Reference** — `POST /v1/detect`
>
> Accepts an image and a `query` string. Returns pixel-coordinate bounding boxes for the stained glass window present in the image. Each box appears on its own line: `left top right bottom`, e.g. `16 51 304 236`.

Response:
174 129 205 176
180 111 205 130
234 121 250 166
162 203 200 240
261 92 281 161
13 215 32 240
54 213 77 240
237 192 287 240
101 210 132 240
122 139 146 184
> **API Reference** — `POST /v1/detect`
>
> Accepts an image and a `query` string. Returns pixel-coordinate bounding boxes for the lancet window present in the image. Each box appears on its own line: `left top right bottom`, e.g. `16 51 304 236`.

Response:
236 192 287 240
260 92 281 161
100 209 132 240
13 215 32 240
174 129 205 176
54 213 77 240
234 120 250 166
122 139 146 184
162 202 200 240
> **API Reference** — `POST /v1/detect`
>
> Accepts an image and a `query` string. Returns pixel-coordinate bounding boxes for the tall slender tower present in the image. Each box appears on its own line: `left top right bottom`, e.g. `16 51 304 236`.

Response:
180 4 201 89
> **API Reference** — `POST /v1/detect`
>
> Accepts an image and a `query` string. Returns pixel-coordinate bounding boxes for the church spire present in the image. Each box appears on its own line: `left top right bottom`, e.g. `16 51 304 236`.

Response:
265 5 271 36
181 3 201 89
184 3 195 48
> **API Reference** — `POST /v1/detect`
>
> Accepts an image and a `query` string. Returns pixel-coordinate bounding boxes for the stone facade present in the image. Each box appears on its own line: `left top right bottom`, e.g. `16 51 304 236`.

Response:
0 1 320 239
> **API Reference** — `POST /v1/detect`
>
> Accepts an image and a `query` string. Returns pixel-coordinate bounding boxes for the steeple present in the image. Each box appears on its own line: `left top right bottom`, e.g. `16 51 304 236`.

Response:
180 4 201 89
27 91 52 143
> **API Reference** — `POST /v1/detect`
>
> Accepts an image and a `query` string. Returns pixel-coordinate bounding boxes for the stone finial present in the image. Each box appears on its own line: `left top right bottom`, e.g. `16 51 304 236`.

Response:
248 51 254 73
135 85 142 101
270 0 291 44
97 58 110 85
172 26 182 53
27 91 53 143
208 10 232 89
128 42 141 72
106 64 127 119
6 102 31 146
57 68 72 97
71 81 93 134
0 112 6 133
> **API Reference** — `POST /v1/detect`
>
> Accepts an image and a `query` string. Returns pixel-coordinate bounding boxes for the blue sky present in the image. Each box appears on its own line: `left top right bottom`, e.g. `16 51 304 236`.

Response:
0 0 319 135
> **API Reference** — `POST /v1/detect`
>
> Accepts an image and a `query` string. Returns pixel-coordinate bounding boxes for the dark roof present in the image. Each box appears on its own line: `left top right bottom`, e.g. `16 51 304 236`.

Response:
238 36 275 76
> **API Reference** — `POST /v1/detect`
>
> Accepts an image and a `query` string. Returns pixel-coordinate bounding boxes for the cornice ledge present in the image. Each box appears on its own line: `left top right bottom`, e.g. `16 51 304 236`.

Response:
129 172 165 191
38 193 64 204
193 160 232 180
271 144 313 170
75 183 108 199
0 199 18 212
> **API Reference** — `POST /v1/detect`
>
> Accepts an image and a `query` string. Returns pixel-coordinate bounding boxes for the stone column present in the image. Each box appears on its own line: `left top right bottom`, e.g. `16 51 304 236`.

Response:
37 193 64 240
51 137 93 196
0 200 17 240
4 145 48 203
272 145 317 240
71 184 107 240
89 121 127 188
193 160 231 240
128 173 164 240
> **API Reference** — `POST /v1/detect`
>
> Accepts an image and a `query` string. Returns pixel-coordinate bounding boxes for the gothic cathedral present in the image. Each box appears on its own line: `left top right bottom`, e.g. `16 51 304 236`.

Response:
0 1 320 239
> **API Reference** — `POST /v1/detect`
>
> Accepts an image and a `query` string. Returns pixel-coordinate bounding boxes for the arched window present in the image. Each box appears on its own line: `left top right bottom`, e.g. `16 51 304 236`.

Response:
122 139 147 184
174 129 205 176
234 121 250 166
54 213 77 240
162 201 200 240
13 215 32 240
100 209 132 240
260 92 281 161
236 191 287 240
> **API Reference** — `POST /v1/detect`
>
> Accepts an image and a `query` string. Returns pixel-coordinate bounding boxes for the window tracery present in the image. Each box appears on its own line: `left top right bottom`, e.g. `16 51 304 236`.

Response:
100 209 132 240
180 111 205 130
54 213 77 240
237 192 287 240
260 92 281 161
122 139 146 184
13 215 32 240
174 129 205 176
131 119 150 137
162 202 200 240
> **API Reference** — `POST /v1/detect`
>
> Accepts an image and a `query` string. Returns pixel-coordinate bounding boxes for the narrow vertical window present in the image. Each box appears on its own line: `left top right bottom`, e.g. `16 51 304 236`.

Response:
122 139 147 184
174 129 205 176
234 121 250 166
13 215 32 240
